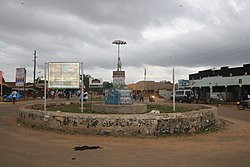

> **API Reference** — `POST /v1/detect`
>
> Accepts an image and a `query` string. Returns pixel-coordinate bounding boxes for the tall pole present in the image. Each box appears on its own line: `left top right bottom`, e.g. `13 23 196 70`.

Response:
81 62 84 113
144 68 146 93
112 40 127 71
33 50 37 98
118 44 120 59
173 67 176 112
44 63 47 111
117 44 120 71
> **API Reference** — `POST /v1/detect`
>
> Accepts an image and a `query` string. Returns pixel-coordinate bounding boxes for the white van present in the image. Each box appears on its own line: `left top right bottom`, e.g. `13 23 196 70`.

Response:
171 89 194 103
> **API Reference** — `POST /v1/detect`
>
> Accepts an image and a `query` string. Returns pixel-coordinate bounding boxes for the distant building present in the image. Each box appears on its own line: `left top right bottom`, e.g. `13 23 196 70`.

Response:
189 64 250 101
127 80 173 95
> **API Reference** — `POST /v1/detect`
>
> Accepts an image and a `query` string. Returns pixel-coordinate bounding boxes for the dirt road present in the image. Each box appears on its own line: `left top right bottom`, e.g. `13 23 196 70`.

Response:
0 101 250 167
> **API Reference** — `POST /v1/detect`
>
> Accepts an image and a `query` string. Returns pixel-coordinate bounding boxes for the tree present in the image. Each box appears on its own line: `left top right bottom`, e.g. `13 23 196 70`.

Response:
103 81 113 90
80 74 91 91
161 80 171 84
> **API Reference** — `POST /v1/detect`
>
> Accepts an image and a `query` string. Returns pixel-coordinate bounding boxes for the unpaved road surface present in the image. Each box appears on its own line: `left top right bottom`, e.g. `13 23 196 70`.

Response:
0 101 250 167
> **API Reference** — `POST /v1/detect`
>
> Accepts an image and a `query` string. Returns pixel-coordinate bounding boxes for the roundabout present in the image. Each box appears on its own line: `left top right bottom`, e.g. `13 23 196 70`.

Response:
1 101 250 167
18 102 218 136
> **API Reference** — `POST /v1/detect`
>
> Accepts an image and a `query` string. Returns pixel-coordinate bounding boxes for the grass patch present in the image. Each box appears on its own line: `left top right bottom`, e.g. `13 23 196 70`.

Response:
47 103 92 113
46 103 189 114
90 98 104 101
147 104 189 113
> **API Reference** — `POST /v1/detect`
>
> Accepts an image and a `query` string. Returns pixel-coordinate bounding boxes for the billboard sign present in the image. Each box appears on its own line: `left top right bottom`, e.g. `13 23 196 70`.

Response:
48 62 80 88
0 71 2 85
119 90 133 105
89 78 103 88
16 68 26 87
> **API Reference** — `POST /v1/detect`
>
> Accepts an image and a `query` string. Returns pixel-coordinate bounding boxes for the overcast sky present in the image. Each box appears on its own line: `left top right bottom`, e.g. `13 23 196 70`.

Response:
0 0 250 84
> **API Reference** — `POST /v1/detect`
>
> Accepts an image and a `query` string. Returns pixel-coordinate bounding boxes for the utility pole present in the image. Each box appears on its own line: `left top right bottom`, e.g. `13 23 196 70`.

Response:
33 50 37 99
173 67 175 112
144 68 147 93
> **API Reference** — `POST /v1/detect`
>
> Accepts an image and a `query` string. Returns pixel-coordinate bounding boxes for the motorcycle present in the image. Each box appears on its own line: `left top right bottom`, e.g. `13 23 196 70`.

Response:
237 100 250 110
149 95 156 102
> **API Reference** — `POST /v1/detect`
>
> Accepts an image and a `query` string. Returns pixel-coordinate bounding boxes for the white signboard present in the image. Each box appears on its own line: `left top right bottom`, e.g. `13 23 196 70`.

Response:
48 62 80 88
113 77 125 86
89 78 103 88
119 90 133 104
16 68 26 87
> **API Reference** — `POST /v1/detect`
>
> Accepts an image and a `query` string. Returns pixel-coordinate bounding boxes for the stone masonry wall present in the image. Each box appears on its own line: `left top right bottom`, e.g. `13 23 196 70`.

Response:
18 104 218 136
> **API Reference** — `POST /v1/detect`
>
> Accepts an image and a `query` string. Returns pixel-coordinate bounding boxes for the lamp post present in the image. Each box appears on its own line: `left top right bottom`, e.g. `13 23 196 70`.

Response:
112 40 127 71
173 67 175 112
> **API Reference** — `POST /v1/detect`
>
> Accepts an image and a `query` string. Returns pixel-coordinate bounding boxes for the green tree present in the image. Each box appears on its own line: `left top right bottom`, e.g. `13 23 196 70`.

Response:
103 81 113 90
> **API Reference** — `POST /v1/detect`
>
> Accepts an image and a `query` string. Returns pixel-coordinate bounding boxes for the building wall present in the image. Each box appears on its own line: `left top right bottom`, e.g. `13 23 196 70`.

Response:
189 64 250 101
127 81 173 91
190 64 250 80
190 75 250 88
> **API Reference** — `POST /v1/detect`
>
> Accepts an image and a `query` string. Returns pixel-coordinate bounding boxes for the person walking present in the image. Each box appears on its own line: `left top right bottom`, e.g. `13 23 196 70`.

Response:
11 90 17 105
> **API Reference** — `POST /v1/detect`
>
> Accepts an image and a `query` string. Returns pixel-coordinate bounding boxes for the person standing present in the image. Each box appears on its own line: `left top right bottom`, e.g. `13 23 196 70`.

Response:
51 90 55 99
139 92 144 102
66 90 70 100
83 91 88 103
195 93 199 104
11 90 17 105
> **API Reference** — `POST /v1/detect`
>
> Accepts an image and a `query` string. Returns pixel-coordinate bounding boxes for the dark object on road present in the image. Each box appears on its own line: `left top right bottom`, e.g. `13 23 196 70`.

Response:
237 100 250 110
74 145 102 151
71 157 76 160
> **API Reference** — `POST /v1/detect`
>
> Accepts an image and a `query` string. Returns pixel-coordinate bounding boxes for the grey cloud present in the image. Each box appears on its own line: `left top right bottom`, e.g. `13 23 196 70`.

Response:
1 0 250 82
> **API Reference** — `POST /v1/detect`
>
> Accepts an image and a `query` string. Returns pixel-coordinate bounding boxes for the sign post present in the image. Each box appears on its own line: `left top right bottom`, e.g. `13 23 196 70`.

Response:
16 68 26 90
44 62 81 111
89 78 103 88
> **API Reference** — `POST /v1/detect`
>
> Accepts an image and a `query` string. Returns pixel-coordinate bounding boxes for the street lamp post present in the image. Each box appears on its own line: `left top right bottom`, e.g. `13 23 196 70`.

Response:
33 50 37 99
173 67 176 112
112 40 127 71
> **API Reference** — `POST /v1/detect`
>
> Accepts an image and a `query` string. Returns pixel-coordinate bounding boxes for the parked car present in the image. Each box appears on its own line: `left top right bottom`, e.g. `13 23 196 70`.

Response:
206 93 223 104
170 89 194 103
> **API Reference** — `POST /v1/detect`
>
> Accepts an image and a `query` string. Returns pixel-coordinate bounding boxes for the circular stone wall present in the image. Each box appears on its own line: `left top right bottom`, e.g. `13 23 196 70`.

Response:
18 103 218 136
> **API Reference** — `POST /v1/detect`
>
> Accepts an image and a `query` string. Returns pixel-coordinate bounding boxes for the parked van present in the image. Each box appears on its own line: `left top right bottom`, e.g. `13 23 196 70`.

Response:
170 89 194 103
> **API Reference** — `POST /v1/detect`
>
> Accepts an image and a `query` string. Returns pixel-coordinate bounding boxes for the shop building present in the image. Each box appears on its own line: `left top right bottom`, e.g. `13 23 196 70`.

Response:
189 64 250 101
